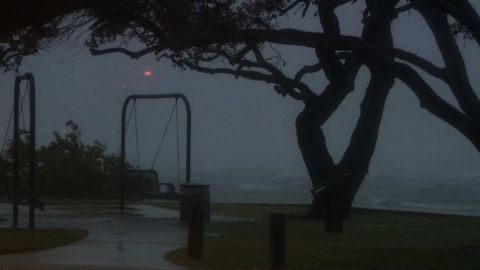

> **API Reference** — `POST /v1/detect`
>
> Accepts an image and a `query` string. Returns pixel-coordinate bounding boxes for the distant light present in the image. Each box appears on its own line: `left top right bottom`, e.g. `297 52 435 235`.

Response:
143 70 153 77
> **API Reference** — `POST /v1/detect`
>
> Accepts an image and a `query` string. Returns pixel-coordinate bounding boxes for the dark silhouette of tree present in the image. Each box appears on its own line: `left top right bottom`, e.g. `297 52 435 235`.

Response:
2 0 480 230
1 121 124 198
36 121 124 198
0 133 31 196
0 1 81 71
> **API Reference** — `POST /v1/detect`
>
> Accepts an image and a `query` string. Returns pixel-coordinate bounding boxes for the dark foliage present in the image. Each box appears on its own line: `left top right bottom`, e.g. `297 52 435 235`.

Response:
1 121 124 198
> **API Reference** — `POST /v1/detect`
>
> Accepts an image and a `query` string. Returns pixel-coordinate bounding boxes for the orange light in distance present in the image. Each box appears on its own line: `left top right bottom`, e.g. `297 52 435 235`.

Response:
143 70 153 77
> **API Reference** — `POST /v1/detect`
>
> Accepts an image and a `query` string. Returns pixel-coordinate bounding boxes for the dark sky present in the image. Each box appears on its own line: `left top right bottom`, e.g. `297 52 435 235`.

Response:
1 2 479 185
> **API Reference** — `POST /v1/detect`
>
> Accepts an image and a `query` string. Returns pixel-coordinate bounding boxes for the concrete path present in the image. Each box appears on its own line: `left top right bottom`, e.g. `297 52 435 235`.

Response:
0 203 192 270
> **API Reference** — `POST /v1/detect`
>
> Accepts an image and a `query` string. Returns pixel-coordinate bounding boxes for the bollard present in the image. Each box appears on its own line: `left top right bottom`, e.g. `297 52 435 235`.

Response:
188 206 204 259
269 212 286 270
180 184 210 222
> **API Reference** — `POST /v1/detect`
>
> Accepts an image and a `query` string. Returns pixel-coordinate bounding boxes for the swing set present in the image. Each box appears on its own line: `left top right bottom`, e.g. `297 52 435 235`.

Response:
0 73 43 228
0 74 195 223
119 94 192 212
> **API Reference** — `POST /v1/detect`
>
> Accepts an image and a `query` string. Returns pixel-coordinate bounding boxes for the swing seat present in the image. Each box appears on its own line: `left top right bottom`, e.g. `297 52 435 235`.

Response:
125 169 179 200
155 183 179 200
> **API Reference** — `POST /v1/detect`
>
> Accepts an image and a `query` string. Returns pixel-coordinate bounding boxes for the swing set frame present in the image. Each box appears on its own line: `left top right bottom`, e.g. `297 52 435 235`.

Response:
12 73 37 228
120 94 192 212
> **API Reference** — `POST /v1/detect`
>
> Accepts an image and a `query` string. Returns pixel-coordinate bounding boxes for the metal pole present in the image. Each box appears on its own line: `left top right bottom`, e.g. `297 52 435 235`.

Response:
12 77 20 228
177 94 192 183
26 73 36 229
119 96 132 213
11 73 37 228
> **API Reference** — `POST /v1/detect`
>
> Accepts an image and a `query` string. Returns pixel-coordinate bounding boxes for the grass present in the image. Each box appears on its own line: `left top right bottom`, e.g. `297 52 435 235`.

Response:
165 204 480 270
149 200 306 219
0 228 89 255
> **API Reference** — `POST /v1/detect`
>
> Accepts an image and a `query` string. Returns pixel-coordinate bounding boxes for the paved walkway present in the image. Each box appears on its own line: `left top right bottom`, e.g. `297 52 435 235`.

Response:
0 203 191 270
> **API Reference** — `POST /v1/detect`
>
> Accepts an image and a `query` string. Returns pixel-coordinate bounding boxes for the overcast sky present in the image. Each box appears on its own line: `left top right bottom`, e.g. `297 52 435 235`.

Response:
1 2 480 186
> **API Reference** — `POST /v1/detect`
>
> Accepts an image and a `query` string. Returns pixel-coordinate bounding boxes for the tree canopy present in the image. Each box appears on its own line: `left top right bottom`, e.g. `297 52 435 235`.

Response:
0 121 123 198
2 0 480 228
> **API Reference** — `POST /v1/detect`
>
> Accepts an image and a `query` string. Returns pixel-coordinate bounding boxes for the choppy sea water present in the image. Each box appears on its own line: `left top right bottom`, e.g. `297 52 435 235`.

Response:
188 173 480 217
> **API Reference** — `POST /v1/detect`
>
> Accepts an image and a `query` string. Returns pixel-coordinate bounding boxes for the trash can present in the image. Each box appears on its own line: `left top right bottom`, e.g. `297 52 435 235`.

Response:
179 184 210 222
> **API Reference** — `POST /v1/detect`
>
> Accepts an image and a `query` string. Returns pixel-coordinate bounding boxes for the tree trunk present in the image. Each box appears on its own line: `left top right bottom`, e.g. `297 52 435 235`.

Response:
295 100 337 220
297 0 398 230
295 100 355 226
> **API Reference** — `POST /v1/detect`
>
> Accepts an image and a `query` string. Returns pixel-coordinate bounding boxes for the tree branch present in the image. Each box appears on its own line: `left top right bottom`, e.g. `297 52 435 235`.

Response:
278 0 310 17
394 3 414 15
231 43 256 63
336 0 399 212
311 0 358 129
90 45 166 59
411 0 480 45
0 46 14 60
394 62 480 152
390 47 446 79
339 1 399 167
416 4 480 123
214 45 316 98
86 27 448 82
173 58 305 100
294 62 323 82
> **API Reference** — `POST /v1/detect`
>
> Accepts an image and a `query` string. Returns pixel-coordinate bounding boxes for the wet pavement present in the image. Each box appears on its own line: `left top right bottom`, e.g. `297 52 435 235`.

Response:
0 203 191 270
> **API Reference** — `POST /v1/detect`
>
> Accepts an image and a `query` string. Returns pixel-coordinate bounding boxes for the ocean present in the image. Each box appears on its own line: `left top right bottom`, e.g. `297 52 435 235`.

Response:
184 172 480 217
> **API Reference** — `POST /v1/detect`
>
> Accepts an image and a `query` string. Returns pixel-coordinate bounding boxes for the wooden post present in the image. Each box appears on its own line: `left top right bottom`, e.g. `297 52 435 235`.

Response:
270 212 286 270
188 206 204 259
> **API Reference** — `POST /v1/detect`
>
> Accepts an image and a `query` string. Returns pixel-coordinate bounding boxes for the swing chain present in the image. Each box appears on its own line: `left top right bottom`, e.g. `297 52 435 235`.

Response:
123 96 182 189
150 98 179 170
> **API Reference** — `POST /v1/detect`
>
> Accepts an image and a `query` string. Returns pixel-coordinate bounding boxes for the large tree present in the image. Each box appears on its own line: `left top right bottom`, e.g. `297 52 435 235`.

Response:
2 0 480 230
